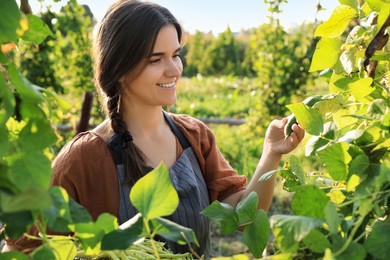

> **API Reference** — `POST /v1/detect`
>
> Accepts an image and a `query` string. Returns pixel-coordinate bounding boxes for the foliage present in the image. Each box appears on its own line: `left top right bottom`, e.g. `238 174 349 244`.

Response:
0 1 198 259
261 1 390 259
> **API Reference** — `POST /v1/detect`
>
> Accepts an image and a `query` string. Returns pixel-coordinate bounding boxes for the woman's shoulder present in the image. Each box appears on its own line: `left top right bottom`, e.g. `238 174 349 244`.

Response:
53 131 110 165
168 112 210 132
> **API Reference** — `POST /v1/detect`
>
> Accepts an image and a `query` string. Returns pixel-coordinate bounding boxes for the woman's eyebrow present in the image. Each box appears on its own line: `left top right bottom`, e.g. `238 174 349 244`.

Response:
147 47 182 57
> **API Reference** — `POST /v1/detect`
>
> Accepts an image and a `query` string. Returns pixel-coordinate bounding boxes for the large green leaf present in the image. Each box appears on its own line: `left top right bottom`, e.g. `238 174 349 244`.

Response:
101 214 143 250
0 0 21 43
364 220 390 259
18 119 58 151
22 14 54 44
270 215 324 253
242 209 270 258
153 217 199 246
201 200 239 234
348 78 374 103
236 191 258 226
291 185 330 220
309 38 342 72
318 142 352 181
286 103 323 136
130 163 178 220
9 150 52 191
314 5 357 38
7 64 44 103
0 187 52 213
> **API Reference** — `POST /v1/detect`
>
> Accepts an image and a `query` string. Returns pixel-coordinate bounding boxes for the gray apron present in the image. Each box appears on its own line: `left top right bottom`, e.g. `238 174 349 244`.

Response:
116 112 211 257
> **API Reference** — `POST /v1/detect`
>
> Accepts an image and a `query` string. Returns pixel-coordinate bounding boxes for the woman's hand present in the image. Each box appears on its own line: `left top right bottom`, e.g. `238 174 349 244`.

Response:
263 117 305 156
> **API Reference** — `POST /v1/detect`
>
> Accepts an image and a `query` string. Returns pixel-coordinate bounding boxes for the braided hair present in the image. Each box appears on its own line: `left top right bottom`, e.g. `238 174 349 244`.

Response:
92 0 182 184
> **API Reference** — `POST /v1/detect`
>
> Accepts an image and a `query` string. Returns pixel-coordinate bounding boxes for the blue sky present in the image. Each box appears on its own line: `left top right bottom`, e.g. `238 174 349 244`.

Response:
29 0 339 34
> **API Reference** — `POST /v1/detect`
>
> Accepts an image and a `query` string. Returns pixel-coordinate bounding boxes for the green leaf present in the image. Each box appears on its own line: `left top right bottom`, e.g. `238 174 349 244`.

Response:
9 151 52 191
303 229 331 253
309 37 342 72
368 99 388 120
366 0 385 11
95 213 118 234
332 235 367 260
0 0 21 43
130 163 178 219
0 251 29 260
305 122 336 156
289 155 305 184
364 220 390 259
318 142 352 181
101 214 143 250
236 191 258 226
0 187 52 213
43 186 72 232
340 48 357 74
258 169 280 182
279 169 300 192
69 222 105 254
47 236 77 260
348 153 369 177
338 129 365 143
153 217 199 246
270 215 324 253
339 0 359 10
69 197 93 224
7 64 45 103
242 209 270 258
377 4 390 32
31 245 56 260
22 14 54 44
201 200 239 234
291 185 330 220
314 5 357 38
348 77 374 103
324 202 340 234
286 103 323 136
0 211 33 239
18 119 58 151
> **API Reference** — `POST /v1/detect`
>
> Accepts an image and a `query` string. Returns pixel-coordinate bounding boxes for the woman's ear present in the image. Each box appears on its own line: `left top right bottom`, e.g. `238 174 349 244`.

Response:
119 75 126 84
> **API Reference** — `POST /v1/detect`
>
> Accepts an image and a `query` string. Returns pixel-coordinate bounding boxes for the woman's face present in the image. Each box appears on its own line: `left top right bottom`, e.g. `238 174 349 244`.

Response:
120 24 183 109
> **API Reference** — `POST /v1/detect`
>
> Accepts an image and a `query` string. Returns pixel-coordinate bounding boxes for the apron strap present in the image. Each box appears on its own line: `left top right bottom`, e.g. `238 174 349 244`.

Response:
163 111 191 150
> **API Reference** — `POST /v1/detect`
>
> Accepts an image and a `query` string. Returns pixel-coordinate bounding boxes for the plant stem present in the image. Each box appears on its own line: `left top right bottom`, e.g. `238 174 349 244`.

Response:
143 218 160 260
334 214 366 257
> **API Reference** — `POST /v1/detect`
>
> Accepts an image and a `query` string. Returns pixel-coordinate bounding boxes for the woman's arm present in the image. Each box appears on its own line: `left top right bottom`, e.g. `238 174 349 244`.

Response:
222 118 305 210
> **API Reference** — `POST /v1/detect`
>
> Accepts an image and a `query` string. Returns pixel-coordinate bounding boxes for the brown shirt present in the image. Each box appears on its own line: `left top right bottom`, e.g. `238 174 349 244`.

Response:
8 113 246 251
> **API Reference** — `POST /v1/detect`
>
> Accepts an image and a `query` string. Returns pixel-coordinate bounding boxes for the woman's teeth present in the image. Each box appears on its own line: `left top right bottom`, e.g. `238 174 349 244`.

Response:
158 82 175 88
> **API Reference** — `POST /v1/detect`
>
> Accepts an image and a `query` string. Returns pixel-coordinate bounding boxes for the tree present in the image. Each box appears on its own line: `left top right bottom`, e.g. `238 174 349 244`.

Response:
199 27 241 76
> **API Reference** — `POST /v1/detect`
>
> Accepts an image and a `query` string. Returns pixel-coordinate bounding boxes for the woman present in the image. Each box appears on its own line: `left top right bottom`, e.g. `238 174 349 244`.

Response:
6 0 304 257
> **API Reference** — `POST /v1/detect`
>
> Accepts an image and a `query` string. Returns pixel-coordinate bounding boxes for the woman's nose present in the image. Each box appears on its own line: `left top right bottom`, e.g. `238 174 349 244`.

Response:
165 58 182 77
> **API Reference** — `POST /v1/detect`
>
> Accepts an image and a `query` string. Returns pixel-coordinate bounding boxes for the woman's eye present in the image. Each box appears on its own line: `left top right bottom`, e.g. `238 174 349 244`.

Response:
150 59 161 64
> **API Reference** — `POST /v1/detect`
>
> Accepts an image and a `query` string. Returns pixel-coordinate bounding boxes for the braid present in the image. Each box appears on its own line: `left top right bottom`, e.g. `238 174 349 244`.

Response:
106 93 147 185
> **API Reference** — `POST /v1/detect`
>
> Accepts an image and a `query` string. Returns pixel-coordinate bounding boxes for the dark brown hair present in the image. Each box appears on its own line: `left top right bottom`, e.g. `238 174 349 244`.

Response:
92 0 182 183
